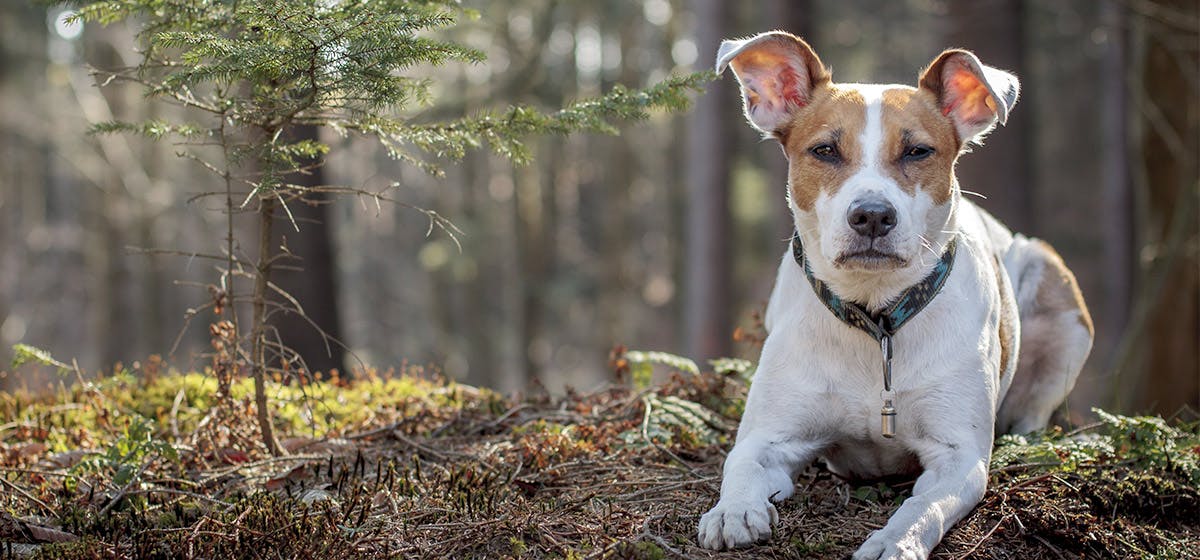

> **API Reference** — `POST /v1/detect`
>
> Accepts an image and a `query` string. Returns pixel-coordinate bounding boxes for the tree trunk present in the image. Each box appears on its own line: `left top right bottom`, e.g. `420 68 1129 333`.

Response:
516 146 553 389
254 195 283 456
1124 0 1199 414
684 0 734 361
269 125 345 377
948 0 1033 233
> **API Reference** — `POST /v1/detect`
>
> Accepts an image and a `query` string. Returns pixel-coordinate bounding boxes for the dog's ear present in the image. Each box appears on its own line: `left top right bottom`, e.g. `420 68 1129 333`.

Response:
919 49 1019 144
716 31 830 135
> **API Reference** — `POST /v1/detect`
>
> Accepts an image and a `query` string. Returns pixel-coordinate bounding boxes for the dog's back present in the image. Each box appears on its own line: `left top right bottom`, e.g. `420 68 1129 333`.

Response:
955 200 1094 434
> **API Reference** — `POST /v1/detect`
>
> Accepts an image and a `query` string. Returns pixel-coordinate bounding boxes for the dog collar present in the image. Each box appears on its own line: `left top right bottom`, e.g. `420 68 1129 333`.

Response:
791 231 958 438
790 231 958 343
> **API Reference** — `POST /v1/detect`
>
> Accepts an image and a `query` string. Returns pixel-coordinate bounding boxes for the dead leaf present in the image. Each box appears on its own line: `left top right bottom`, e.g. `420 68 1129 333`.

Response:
0 512 77 543
213 448 250 464
12 443 47 462
24 524 77 543
264 464 309 490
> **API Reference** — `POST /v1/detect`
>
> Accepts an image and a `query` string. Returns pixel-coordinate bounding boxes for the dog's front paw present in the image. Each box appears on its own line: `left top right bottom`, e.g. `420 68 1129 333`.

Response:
852 530 926 560
696 499 778 550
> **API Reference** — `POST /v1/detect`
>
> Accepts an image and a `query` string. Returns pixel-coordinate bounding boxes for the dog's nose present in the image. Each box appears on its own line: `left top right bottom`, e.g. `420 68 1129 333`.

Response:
847 200 898 238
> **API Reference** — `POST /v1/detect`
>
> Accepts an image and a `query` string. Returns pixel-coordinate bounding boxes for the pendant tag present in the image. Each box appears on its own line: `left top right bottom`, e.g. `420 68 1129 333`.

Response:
881 398 897 438
880 334 896 438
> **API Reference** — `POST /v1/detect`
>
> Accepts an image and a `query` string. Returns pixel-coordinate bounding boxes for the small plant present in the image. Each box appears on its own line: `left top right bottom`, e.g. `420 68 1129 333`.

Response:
616 349 700 390
709 357 755 384
75 415 177 487
11 343 71 372
626 393 729 448
992 407 1200 484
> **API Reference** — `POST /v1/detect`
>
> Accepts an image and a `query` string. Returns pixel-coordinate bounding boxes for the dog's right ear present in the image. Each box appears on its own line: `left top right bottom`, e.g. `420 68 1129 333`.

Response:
716 32 830 135
918 49 1019 144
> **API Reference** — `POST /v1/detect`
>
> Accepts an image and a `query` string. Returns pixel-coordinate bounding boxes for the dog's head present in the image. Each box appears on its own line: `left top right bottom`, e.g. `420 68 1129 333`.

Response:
717 32 1018 307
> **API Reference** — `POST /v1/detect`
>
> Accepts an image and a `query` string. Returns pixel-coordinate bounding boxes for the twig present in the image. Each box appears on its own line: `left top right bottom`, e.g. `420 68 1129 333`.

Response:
97 459 157 517
615 476 718 502
1030 534 1070 560
954 515 1008 560
390 430 449 462
639 514 688 559
126 487 233 510
199 454 328 483
170 388 186 441
124 246 253 267
988 462 1063 475
0 476 54 515
465 404 533 435
343 421 404 441
1063 421 1104 437
0 468 75 478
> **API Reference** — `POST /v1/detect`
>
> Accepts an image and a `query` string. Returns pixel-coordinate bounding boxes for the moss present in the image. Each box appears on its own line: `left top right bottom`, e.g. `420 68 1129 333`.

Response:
791 533 836 557
611 541 664 560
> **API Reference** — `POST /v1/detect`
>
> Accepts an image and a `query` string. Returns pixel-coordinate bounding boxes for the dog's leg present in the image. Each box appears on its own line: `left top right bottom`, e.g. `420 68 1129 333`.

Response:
852 443 989 560
697 434 819 549
997 237 1094 434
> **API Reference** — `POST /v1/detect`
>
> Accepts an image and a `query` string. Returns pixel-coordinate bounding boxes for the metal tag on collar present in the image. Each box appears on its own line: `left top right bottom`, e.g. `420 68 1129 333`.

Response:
879 333 897 438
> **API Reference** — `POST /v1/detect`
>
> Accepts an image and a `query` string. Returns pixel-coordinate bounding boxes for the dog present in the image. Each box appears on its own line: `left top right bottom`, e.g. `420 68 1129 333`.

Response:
697 32 1094 559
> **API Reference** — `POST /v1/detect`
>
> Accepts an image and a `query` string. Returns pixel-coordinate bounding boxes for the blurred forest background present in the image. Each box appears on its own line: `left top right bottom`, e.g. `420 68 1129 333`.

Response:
0 0 1196 417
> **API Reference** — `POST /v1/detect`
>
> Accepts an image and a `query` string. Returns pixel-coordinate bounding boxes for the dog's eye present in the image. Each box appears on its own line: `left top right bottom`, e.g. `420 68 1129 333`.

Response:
810 144 840 162
902 145 934 161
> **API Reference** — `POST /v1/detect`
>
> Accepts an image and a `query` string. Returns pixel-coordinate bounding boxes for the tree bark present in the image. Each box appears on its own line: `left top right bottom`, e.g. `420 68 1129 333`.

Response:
254 196 284 456
947 0 1033 233
269 125 345 377
1125 0 1199 413
684 0 734 361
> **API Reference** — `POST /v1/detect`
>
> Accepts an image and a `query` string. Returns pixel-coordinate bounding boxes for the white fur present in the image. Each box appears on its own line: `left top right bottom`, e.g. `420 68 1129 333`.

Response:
701 38 1092 559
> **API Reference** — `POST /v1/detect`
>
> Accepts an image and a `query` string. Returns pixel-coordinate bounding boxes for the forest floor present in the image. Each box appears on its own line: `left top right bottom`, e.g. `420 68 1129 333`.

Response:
0 350 1198 559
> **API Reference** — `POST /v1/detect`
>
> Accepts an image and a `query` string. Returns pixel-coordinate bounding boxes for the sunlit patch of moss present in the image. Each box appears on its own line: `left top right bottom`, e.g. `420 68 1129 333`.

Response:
1 366 504 459
264 372 499 435
511 420 570 436
114 370 221 423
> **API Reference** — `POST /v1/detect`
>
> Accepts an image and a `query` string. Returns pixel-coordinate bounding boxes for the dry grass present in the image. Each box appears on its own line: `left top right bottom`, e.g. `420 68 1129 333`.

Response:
1 359 1197 559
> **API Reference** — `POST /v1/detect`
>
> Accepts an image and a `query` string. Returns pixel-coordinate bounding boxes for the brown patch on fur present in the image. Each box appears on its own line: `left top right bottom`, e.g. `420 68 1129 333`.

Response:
782 86 866 211
1033 240 1095 336
994 255 1017 380
880 88 958 206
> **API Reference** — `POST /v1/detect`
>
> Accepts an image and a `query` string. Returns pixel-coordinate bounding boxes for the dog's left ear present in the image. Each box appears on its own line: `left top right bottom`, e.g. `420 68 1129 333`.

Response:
919 50 1019 144
716 31 830 135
